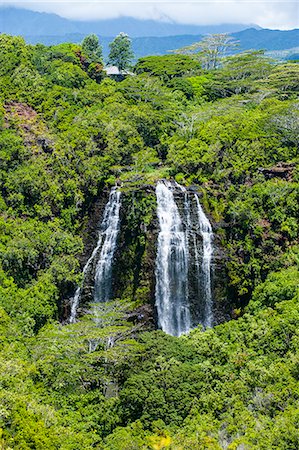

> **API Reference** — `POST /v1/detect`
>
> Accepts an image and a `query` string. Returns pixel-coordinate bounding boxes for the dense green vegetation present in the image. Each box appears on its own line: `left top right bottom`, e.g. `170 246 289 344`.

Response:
0 34 298 448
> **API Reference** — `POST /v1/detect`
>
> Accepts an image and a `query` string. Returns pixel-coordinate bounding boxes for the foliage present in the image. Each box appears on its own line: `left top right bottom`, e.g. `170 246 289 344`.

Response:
108 32 134 71
202 50 273 99
0 33 298 448
174 33 239 69
82 34 103 64
135 54 201 81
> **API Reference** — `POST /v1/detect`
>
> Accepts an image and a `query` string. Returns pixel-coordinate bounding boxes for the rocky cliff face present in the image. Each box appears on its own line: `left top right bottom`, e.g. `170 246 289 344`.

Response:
71 183 231 329
111 186 158 327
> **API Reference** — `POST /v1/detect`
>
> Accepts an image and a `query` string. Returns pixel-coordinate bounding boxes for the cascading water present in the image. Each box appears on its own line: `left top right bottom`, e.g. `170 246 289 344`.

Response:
155 181 191 337
94 188 121 303
195 194 214 328
71 181 213 334
69 188 121 323
69 245 100 323
155 181 214 336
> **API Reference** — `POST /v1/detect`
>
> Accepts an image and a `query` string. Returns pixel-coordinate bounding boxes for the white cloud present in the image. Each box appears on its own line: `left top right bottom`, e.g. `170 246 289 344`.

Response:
0 1 298 29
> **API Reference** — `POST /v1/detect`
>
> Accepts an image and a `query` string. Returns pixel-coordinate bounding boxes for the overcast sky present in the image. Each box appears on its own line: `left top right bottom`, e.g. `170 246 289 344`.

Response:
0 1 298 29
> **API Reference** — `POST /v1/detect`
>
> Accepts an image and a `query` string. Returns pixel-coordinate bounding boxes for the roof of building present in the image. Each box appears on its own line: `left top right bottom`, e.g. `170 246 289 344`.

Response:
104 65 135 76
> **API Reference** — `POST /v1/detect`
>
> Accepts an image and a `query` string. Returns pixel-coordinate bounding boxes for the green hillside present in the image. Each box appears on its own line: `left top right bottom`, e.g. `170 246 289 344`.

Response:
0 35 298 449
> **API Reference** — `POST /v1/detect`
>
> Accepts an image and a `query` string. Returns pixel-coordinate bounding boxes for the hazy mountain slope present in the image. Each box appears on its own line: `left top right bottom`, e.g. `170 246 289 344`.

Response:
21 30 299 61
1 7 298 59
0 6 253 37
0 6 78 35
232 27 299 51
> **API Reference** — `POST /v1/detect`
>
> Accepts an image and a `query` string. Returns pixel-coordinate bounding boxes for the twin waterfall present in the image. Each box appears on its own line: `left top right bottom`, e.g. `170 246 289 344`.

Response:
70 182 214 336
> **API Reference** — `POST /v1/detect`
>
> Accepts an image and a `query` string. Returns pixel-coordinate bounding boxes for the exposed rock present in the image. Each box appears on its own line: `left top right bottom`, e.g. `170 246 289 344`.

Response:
37 137 53 153
4 101 37 122
126 303 155 329
4 101 55 153
258 162 294 180
112 187 158 308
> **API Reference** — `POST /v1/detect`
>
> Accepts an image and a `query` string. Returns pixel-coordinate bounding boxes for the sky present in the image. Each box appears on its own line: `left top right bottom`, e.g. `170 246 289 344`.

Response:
0 0 298 29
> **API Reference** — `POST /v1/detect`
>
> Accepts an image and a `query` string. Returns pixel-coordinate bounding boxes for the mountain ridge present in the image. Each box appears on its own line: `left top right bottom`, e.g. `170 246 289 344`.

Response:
18 29 299 60
0 6 257 37
1 7 298 60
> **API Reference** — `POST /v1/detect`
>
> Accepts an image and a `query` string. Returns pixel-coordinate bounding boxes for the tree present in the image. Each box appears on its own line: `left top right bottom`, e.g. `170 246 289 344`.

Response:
82 34 103 64
174 33 238 70
81 34 104 82
0 34 28 76
108 32 134 71
202 51 273 99
135 54 201 81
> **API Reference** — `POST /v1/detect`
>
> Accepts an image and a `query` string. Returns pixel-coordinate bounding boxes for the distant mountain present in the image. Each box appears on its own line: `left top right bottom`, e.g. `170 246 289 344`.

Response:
20 30 299 61
266 47 299 62
22 34 207 60
231 28 299 52
1 7 298 61
0 6 254 37
0 7 78 35
132 29 299 57
76 18 252 38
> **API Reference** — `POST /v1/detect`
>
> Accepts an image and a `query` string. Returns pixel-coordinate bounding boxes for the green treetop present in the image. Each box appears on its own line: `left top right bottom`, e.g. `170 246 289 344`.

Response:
82 33 103 64
175 33 239 70
108 32 134 71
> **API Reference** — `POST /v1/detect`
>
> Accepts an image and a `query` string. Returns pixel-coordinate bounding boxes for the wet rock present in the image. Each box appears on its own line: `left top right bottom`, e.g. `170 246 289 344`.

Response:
126 304 155 328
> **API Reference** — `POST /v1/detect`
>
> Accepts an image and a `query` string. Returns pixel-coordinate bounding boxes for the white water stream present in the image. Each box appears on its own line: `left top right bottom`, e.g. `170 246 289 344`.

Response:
155 181 214 336
69 188 121 322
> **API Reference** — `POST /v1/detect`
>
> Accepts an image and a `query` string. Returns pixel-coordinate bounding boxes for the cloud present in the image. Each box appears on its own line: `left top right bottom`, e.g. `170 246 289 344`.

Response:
0 0 298 29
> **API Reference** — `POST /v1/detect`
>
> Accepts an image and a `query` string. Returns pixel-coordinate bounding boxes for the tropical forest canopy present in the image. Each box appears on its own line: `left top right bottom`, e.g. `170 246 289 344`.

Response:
0 33 298 449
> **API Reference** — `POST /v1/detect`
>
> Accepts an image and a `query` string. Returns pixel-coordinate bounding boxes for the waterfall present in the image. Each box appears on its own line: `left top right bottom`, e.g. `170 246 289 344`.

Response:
69 229 105 323
195 194 214 328
155 181 214 336
69 249 99 323
70 181 213 333
155 181 191 337
94 188 121 303
69 188 121 323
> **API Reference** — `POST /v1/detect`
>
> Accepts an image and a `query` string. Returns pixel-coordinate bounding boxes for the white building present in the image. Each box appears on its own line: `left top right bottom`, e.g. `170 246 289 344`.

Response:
104 66 135 77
